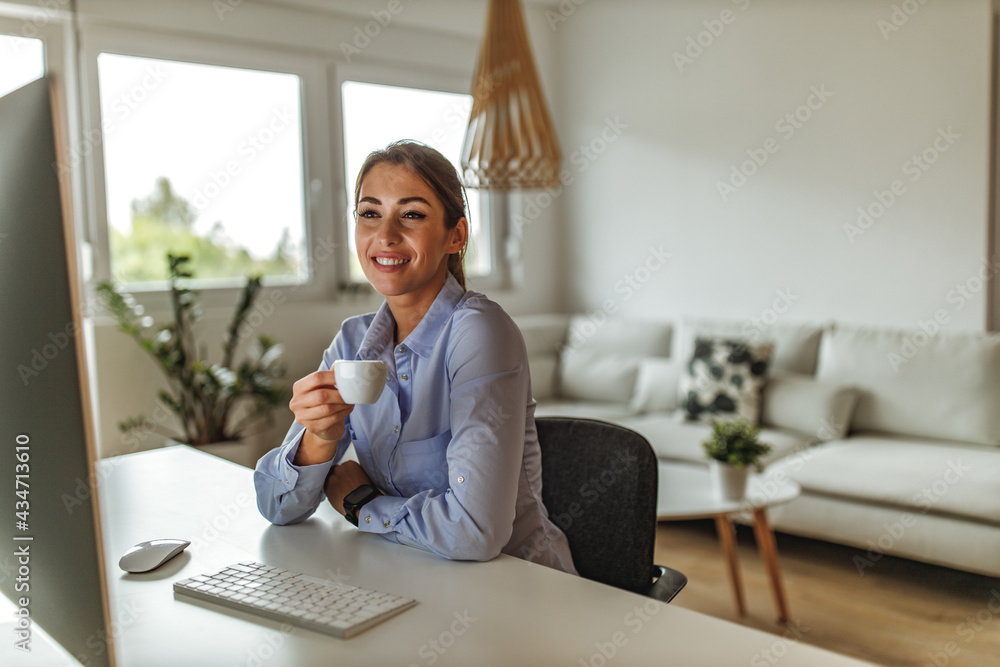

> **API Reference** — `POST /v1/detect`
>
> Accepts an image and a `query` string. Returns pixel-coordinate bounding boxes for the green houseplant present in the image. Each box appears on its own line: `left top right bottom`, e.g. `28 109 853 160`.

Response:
97 254 288 458
702 419 772 500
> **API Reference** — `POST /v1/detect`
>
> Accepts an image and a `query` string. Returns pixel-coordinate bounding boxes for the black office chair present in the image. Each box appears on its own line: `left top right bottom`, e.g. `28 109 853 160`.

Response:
536 417 687 602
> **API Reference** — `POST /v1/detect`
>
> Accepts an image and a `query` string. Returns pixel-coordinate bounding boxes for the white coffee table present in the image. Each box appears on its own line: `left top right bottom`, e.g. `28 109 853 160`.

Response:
656 461 801 623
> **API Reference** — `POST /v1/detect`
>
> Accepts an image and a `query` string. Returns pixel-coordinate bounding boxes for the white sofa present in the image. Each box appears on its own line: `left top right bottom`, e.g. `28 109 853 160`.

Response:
515 314 1000 578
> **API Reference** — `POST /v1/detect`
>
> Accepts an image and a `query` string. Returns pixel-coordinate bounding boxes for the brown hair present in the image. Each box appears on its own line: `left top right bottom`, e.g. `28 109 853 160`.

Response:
353 141 469 290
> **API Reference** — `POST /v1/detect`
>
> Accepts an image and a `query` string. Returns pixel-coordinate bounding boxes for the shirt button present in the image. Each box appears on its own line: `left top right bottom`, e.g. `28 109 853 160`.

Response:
457 476 465 484
365 515 371 523
384 520 390 528
398 346 406 354
393 426 399 433
401 374 408 381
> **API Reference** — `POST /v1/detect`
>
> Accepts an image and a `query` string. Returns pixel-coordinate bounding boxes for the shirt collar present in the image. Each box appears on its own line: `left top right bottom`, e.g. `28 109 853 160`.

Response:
357 272 466 360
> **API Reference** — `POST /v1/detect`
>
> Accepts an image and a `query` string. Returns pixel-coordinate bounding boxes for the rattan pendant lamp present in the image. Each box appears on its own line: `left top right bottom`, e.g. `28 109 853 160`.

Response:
460 0 562 190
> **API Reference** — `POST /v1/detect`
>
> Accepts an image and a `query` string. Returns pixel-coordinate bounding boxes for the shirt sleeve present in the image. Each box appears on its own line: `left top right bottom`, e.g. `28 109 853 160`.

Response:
253 340 352 526
354 305 529 562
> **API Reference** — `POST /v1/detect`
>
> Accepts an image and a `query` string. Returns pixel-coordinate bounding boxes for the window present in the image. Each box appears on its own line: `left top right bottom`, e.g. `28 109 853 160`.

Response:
341 81 495 284
0 34 44 97
95 53 307 287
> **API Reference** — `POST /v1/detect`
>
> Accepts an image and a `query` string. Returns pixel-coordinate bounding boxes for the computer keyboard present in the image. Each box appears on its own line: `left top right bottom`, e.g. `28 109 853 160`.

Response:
173 561 416 639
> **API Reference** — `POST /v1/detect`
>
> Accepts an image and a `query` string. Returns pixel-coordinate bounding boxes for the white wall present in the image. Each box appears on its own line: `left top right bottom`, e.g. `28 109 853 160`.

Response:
68 0 567 457
551 0 994 332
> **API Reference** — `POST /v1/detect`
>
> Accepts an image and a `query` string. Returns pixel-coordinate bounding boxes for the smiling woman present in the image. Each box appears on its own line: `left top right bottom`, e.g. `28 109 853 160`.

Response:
253 141 577 575
353 142 469 333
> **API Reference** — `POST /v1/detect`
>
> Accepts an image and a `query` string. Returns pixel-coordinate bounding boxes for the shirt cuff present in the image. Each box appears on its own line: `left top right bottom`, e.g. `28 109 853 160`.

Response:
355 495 407 534
280 433 335 492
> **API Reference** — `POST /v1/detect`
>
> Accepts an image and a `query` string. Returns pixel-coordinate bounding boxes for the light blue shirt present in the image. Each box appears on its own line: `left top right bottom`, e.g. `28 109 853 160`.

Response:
254 274 577 574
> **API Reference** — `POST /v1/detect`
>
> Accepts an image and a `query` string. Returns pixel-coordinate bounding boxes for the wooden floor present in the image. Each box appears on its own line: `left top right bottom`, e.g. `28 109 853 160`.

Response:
654 520 1000 667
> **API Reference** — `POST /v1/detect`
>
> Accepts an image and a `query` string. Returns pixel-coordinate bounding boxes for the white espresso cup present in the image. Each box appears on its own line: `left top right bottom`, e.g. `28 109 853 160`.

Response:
333 360 388 404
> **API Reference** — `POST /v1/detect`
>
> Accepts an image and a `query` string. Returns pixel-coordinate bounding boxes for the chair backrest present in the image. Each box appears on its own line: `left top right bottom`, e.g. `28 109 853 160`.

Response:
536 417 659 595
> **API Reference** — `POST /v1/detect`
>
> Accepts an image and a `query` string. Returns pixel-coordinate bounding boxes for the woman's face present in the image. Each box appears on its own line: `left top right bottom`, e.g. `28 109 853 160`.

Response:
355 163 466 303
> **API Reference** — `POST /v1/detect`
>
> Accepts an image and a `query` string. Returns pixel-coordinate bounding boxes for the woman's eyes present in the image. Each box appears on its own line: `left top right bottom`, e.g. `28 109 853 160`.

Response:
357 209 426 220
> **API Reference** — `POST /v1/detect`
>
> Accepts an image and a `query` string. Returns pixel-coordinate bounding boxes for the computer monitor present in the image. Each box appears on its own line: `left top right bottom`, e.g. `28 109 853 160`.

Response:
0 77 116 666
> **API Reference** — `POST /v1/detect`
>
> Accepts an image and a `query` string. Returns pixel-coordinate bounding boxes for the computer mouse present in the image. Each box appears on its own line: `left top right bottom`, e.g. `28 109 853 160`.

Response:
119 538 191 573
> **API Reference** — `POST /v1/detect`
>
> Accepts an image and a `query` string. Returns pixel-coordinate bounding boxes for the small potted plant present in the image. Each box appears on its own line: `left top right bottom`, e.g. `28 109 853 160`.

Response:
702 419 772 501
96 253 289 466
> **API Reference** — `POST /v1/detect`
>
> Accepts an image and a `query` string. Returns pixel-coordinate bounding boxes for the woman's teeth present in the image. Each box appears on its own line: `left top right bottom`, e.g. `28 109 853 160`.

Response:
374 257 409 266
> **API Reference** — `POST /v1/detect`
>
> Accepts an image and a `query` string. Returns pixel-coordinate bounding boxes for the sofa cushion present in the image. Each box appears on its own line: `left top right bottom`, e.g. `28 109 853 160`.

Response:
533 400 634 423
673 317 825 375
527 355 558 401
629 358 682 414
514 314 570 356
760 372 859 441
816 325 1000 446
766 435 1000 525
679 337 773 424
564 315 672 356
514 315 570 401
559 348 639 403
616 412 810 467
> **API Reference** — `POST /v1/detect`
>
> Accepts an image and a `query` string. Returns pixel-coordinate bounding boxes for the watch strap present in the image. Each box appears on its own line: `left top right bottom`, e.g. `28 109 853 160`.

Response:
343 484 380 526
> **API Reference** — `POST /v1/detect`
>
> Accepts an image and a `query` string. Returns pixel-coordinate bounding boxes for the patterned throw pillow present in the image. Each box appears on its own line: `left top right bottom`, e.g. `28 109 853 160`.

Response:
680 337 774 424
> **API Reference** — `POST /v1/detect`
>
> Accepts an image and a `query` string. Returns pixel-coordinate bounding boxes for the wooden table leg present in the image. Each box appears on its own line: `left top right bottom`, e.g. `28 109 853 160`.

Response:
714 514 745 616
752 508 790 623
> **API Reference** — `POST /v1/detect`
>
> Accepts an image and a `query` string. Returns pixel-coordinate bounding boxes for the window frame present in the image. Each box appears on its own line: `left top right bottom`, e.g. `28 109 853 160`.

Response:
78 25 338 309
334 62 510 292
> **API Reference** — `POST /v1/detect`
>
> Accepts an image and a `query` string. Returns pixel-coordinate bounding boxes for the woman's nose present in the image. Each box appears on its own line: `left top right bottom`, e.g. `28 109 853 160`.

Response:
375 217 402 245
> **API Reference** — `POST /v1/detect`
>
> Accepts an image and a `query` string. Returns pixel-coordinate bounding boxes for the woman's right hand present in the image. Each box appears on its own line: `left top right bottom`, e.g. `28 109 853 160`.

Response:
289 370 354 466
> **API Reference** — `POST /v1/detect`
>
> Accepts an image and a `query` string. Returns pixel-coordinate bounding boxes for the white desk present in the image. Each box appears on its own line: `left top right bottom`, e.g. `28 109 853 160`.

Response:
97 446 870 666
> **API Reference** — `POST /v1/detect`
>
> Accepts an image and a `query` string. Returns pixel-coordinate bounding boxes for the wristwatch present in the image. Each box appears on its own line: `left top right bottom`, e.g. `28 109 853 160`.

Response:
343 484 380 526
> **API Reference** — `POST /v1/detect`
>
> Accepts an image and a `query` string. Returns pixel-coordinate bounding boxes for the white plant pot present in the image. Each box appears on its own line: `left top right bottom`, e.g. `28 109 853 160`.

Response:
170 439 256 468
710 460 750 501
